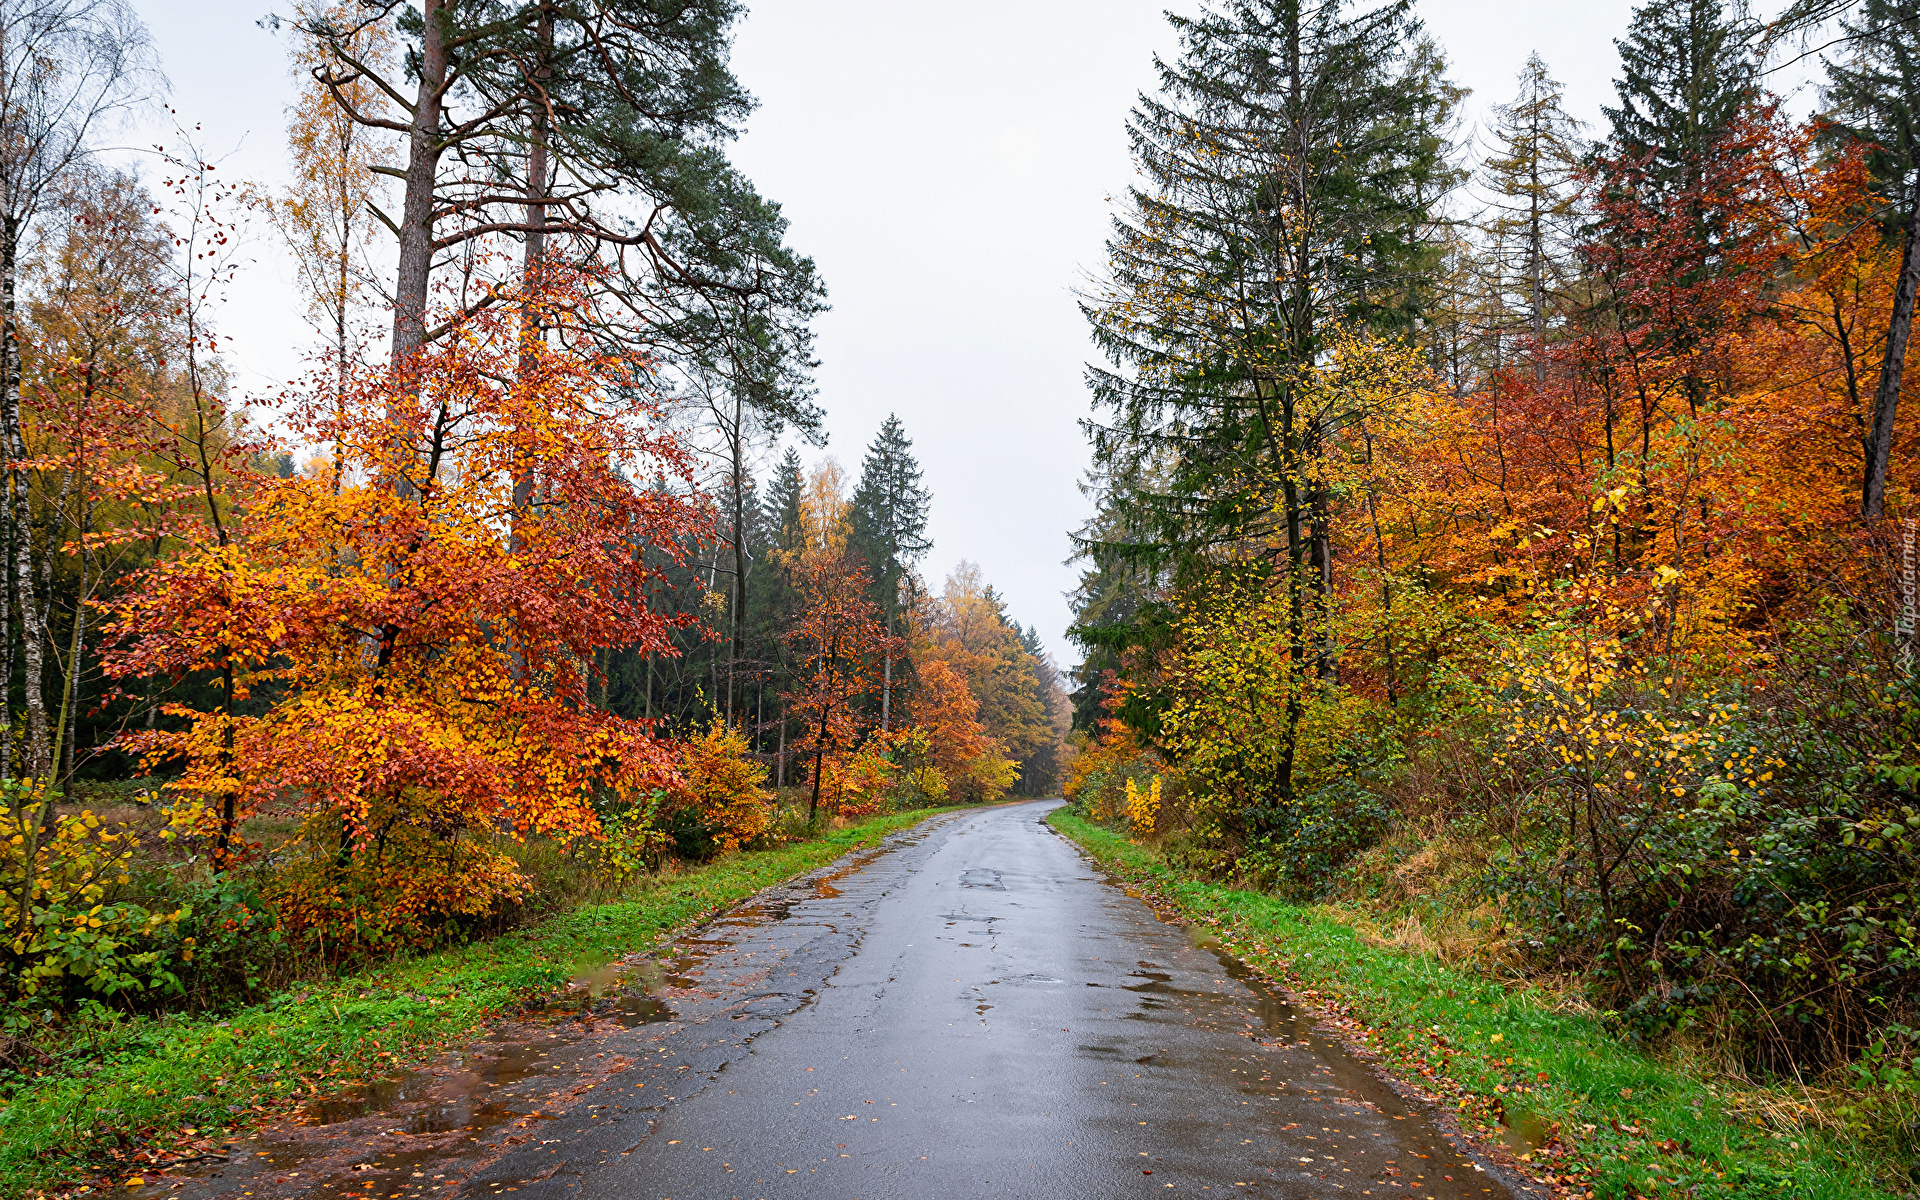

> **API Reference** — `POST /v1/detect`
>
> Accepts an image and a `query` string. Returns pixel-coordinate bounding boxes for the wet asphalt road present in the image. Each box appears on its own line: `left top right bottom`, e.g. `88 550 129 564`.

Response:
166 800 1539 1200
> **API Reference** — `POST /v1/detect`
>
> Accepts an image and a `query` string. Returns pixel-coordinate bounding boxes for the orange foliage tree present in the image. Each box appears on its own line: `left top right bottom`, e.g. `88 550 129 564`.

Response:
102 270 706 949
902 655 1013 803
781 555 901 824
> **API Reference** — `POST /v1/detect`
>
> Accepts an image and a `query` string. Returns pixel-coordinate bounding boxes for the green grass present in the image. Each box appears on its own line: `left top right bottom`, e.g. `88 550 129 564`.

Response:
1048 809 1903 1200
0 806 956 1198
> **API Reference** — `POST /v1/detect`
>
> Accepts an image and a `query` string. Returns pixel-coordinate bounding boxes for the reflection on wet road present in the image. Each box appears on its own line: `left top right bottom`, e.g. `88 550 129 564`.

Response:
156 801 1540 1199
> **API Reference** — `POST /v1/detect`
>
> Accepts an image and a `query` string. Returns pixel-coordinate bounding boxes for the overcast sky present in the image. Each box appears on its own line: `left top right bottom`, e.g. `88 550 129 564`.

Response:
124 0 1820 668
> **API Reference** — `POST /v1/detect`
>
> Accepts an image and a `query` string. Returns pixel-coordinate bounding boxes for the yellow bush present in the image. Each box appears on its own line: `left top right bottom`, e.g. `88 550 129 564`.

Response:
1125 775 1163 840
676 720 773 854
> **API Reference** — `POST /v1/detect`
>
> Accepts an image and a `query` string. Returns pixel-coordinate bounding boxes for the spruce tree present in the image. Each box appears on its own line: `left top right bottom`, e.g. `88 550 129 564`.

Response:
1082 0 1460 817
1823 0 1920 518
1480 53 1585 379
848 415 933 728
1086 0 1460 573
1602 0 1757 196
753 449 806 780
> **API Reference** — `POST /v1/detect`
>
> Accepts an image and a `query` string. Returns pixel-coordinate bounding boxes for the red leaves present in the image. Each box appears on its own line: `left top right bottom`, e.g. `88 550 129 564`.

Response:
781 556 903 819
102 267 705 946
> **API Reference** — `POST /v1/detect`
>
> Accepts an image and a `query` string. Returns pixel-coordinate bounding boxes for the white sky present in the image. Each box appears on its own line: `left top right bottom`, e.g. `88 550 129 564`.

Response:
122 0 1821 668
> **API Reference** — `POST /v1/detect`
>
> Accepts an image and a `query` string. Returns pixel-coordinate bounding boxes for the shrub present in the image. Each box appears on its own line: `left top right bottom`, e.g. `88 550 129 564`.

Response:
265 790 531 956
577 791 676 881
0 786 185 1027
1236 777 1395 901
667 721 772 857
1473 610 1920 1069
151 874 284 1010
876 727 950 806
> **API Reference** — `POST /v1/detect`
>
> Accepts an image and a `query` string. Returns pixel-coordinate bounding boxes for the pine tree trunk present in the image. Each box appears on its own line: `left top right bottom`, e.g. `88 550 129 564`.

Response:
728 404 747 723
1865 190 1919 521
390 0 451 401
512 6 551 555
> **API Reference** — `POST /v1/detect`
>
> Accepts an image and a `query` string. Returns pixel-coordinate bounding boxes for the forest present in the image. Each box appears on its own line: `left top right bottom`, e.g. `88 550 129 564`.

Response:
2 0 1918 1194
1062 0 1920 1179
0 0 1069 1048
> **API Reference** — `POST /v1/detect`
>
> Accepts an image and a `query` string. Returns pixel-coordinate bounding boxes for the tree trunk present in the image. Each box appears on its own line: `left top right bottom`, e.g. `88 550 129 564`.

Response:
1864 190 1920 522
808 707 828 827
49 563 84 797
17 445 48 784
58 492 93 788
0 213 16 783
512 5 551 554
728 401 748 723
389 0 452 401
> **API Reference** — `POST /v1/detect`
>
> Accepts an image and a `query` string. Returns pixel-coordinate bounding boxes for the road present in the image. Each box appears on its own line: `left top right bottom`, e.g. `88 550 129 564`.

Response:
170 800 1538 1200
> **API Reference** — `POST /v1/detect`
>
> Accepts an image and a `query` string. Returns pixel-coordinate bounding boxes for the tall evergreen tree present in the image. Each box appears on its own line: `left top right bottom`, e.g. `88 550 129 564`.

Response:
1586 0 1766 439
847 414 932 728
297 0 823 418
1823 0 1920 518
1013 623 1071 797
1082 0 1460 816
1480 53 1585 380
1602 0 1757 196
752 448 806 780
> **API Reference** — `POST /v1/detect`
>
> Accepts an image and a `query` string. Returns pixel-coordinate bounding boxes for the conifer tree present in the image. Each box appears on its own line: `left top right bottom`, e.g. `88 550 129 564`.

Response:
754 448 806 781
296 0 822 418
1082 0 1460 816
848 414 933 728
1602 0 1757 197
1480 53 1584 380
1587 0 1767 438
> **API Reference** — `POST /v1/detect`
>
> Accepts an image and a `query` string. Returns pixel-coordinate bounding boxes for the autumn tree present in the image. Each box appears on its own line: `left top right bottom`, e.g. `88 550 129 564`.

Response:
104 269 705 938
923 562 1056 790
781 554 898 825
901 655 1013 803
18 169 178 789
269 0 397 455
848 414 932 729
1823 0 1920 518
0 0 158 787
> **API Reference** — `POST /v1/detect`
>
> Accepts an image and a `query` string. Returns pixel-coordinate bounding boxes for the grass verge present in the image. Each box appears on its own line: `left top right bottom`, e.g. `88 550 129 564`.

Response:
1047 808 1899 1200
1 806 958 1198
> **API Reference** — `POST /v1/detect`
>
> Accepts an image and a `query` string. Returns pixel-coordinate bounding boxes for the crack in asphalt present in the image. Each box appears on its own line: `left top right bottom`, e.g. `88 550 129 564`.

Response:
147 803 1544 1200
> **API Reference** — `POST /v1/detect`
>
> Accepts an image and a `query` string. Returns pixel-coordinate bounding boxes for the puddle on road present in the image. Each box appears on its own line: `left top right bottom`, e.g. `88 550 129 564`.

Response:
1078 860 1533 1198
133 832 935 1200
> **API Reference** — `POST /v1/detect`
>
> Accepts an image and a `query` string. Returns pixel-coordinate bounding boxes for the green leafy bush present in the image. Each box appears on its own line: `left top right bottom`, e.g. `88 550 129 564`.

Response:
1237 777 1395 901
1 785 185 1028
